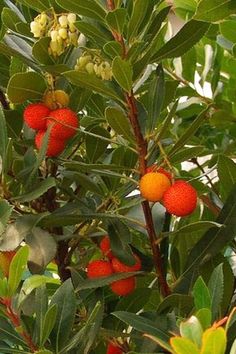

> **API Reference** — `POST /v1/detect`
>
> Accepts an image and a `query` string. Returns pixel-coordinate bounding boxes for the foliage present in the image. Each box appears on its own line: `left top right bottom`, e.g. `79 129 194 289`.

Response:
0 0 236 353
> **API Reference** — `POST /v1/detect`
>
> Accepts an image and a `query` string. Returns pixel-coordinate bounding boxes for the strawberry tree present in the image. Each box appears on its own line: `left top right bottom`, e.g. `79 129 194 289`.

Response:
0 0 236 353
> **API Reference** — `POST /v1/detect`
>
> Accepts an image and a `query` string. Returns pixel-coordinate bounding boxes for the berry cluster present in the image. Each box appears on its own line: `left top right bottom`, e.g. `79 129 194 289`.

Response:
23 100 79 157
30 11 79 57
140 165 197 217
75 51 112 81
87 236 141 296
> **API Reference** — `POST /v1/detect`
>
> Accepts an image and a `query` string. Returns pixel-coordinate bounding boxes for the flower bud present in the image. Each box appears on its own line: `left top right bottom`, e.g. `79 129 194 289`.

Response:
78 55 91 67
39 13 48 26
85 62 95 74
30 21 41 36
69 23 76 33
67 13 76 24
58 28 68 39
59 15 68 28
50 30 58 42
68 31 78 46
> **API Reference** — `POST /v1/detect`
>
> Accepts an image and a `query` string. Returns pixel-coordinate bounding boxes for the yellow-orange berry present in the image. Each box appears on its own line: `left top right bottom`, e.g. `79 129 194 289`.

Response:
139 172 171 202
43 90 70 110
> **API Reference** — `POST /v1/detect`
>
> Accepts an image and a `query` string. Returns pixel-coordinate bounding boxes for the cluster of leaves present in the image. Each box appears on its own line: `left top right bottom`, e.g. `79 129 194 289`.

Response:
0 0 236 353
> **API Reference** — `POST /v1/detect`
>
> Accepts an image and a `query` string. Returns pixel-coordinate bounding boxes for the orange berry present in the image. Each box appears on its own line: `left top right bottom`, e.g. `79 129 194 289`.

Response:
23 103 50 130
87 260 113 278
162 180 197 216
43 89 69 110
111 254 141 273
35 130 66 157
100 236 113 260
107 342 123 354
46 108 79 139
139 172 171 202
0 251 16 277
110 277 136 296
146 164 172 181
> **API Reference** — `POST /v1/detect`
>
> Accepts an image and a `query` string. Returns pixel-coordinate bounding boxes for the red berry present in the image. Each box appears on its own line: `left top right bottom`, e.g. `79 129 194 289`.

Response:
162 180 197 217
35 130 66 157
110 277 136 296
46 108 78 139
100 236 113 260
87 260 113 279
107 342 123 354
23 103 50 130
146 164 172 181
112 254 141 273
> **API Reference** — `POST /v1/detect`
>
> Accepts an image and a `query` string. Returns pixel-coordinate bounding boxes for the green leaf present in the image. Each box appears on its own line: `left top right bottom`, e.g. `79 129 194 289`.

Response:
115 288 154 313
157 294 194 315
167 221 222 238
34 285 48 346
85 125 110 162
192 276 211 311
194 0 236 23
0 200 13 236
151 20 209 62
112 311 170 342
195 308 212 330
12 177 56 203
1 8 22 32
75 271 140 291
8 245 29 296
75 21 111 46
218 155 236 201
230 338 236 354
201 327 226 354
170 337 200 354
0 317 27 347
106 9 127 34
112 56 133 93
168 106 209 158
63 70 123 103
55 0 107 22
15 0 50 11
103 41 122 58
41 304 58 347
32 37 54 65
0 106 8 174
7 72 46 104
105 106 134 142
26 228 57 274
127 0 150 40
180 316 203 348
173 184 236 293
147 65 165 132
208 263 224 321
50 279 76 353
220 20 236 43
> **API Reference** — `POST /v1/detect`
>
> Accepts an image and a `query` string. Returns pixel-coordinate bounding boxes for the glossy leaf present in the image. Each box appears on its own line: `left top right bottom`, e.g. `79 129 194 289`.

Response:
112 56 133 92
41 304 58 347
8 245 29 296
208 263 224 320
152 20 209 62
55 0 106 21
218 155 236 201
105 106 134 142
194 0 236 23
170 337 200 354
7 72 46 104
180 316 203 348
0 200 13 236
192 276 211 311
201 327 226 354
106 8 127 34
12 177 56 203
127 0 150 40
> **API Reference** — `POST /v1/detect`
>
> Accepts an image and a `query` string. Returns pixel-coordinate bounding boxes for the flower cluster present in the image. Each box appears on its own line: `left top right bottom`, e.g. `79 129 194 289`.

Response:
30 12 79 57
75 52 113 80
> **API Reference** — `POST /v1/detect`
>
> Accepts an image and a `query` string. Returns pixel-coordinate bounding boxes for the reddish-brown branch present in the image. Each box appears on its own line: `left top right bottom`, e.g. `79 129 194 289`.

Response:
106 0 171 297
1 298 38 352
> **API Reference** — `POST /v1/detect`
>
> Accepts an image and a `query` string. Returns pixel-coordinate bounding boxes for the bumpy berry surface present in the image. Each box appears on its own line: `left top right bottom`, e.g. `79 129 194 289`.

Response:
43 90 70 110
110 276 136 296
112 254 141 273
0 251 16 277
100 236 113 260
23 103 50 130
106 342 123 354
46 108 78 139
35 130 66 157
146 164 172 181
162 180 197 216
87 260 113 278
139 172 171 202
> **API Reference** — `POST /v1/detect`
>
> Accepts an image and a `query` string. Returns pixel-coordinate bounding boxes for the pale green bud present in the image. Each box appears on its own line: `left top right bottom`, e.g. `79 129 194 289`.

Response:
39 13 48 26
59 15 68 28
67 13 76 24
58 28 68 39
85 62 95 74
68 31 78 46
